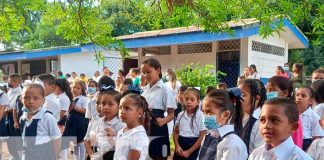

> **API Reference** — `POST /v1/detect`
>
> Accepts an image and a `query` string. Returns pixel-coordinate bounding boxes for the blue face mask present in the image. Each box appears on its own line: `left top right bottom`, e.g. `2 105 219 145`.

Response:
267 91 278 100
203 115 220 130
88 87 97 94
283 67 289 71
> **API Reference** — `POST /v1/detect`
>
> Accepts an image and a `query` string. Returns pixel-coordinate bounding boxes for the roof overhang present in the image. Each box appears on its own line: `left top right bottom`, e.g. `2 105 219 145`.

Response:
118 19 308 49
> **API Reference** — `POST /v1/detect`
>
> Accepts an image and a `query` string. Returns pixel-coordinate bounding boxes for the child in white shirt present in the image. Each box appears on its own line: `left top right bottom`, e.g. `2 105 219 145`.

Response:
0 91 10 159
20 83 61 160
199 89 247 160
114 93 150 160
296 87 324 151
249 98 312 160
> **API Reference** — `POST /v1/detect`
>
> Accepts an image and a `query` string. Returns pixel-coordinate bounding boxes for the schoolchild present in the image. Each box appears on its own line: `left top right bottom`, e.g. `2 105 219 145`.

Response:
249 98 312 160
0 90 10 159
85 80 99 120
199 89 247 160
94 86 125 159
19 83 61 160
295 87 324 151
266 76 304 148
238 79 267 153
114 93 150 160
63 80 89 160
174 85 188 123
54 78 72 126
173 88 206 160
311 80 324 128
37 74 61 121
84 94 102 159
141 58 177 159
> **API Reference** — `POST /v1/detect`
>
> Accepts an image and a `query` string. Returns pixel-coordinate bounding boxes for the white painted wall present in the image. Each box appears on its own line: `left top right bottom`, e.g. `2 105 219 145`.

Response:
60 50 123 80
248 34 288 78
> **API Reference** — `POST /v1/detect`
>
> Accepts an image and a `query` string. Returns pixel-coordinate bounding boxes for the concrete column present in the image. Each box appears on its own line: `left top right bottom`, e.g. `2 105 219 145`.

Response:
45 58 50 73
17 60 22 75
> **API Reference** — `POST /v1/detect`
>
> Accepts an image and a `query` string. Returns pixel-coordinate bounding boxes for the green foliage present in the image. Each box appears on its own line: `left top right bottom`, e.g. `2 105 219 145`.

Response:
175 63 225 96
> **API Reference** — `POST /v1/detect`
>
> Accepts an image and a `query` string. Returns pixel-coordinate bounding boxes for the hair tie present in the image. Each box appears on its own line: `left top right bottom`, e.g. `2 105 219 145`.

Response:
32 78 45 89
227 87 243 101
100 84 115 92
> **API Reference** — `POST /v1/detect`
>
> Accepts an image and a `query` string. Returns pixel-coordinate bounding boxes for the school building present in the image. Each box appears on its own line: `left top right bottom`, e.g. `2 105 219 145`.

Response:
0 18 308 86
115 18 308 87
0 45 138 80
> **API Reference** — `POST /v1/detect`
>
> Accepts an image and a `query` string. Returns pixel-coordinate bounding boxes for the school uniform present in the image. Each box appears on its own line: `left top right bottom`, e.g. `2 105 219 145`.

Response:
6 87 22 159
0 91 10 138
301 107 324 150
96 116 125 159
56 92 70 125
242 108 264 153
216 125 248 160
63 95 88 148
85 97 98 119
313 103 324 119
44 93 61 121
249 136 312 160
173 110 207 160
20 107 61 160
84 114 101 146
307 137 324 160
114 125 149 160
142 79 177 158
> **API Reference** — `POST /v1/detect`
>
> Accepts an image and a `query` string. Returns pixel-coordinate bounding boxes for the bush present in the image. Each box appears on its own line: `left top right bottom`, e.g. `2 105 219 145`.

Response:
175 63 225 96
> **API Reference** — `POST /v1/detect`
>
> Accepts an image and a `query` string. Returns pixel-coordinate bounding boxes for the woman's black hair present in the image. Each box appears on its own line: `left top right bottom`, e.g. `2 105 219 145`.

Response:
98 76 115 89
294 63 304 76
277 66 285 74
55 78 73 102
179 88 200 131
142 58 162 79
311 80 324 103
88 79 98 87
121 93 153 135
268 76 293 98
205 89 243 134
241 79 267 116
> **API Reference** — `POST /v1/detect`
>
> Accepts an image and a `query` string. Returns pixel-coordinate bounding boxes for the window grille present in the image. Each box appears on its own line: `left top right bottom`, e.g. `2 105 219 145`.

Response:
178 43 212 54
252 41 285 56
217 40 241 51
142 46 171 56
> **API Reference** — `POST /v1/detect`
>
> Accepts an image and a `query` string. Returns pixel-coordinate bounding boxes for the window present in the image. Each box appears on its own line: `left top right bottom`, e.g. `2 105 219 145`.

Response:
142 46 171 56
252 41 285 56
178 43 212 54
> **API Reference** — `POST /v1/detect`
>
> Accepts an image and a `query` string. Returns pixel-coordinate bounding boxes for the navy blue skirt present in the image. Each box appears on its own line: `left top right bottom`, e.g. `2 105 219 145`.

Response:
149 109 170 159
0 115 8 137
62 110 88 148
173 136 199 160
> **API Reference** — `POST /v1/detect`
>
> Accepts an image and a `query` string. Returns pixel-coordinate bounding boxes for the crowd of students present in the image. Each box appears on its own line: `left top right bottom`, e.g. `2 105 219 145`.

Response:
0 58 323 160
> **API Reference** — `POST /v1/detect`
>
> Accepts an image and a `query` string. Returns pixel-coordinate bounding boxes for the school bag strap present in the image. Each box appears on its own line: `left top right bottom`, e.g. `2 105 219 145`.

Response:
198 131 235 160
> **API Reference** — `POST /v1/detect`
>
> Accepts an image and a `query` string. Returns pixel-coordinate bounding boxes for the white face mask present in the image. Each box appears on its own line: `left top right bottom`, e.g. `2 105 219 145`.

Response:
165 75 170 81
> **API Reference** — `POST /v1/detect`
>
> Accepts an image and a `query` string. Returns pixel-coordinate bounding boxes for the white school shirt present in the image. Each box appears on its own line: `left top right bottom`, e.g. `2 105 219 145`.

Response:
313 103 324 120
44 93 61 121
301 107 324 139
20 107 61 145
8 86 21 110
242 107 264 153
114 125 149 160
57 92 70 114
84 114 102 146
0 91 10 107
97 116 126 152
216 125 248 160
249 136 312 160
74 95 88 110
248 72 261 80
307 137 324 160
142 79 177 110
175 110 207 137
85 97 98 119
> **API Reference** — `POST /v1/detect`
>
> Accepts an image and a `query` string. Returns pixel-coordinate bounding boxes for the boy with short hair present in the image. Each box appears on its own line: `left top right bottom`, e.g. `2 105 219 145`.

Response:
249 98 312 160
312 68 324 83
37 74 61 121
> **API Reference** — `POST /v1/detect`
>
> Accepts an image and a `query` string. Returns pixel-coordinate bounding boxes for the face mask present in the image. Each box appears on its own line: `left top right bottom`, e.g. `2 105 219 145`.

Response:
22 106 39 114
165 75 170 81
203 115 220 130
283 67 289 71
88 87 97 94
267 91 278 100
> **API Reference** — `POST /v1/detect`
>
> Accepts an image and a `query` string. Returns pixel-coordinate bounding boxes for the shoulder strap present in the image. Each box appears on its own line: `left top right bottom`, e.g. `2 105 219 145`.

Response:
0 91 3 97
220 131 235 141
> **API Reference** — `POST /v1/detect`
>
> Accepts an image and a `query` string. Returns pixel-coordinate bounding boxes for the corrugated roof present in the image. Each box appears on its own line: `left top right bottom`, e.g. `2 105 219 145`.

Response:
117 18 260 40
